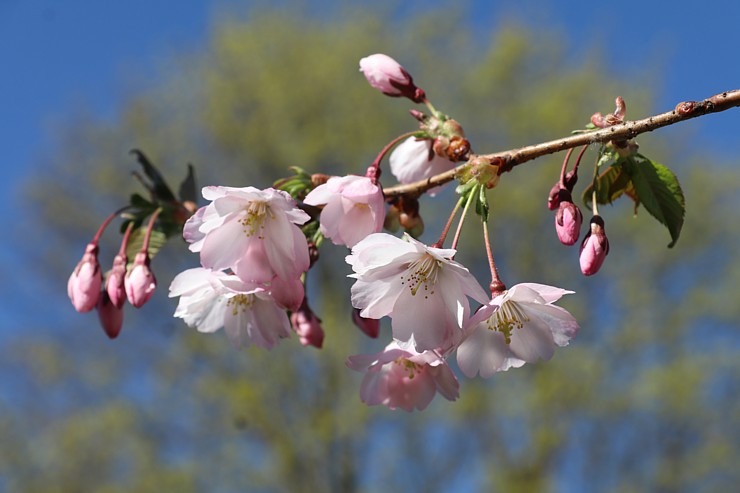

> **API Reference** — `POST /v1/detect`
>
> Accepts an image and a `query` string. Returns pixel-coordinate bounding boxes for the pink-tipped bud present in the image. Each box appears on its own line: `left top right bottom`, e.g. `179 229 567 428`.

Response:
352 308 380 338
125 251 156 308
290 308 324 349
359 54 426 103
68 242 103 312
554 191 583 245
97 291 123 339
106 254 128 309
580 215 610 276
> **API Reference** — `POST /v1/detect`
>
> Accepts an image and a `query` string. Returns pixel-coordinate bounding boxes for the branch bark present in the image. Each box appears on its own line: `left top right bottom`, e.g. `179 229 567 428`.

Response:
383 89 740 197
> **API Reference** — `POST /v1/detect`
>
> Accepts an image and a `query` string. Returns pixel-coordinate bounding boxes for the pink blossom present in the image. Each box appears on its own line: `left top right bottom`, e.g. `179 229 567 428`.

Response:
555 198 583 245
105 253 128 309
269 276 305 312
347 341 459 412
304 175 385 248
97 291 123 339
457 283 579 378
169 267 291 350
389 137 456 195
68 242 102 312
185 186 310 284
290 308 325 348
346 233 488 352
125 251 157 308
359 54 425 103
580 215 609 276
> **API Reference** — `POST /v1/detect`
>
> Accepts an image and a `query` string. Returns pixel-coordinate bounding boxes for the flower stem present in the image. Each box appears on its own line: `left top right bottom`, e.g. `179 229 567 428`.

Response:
370 131 418 181
483 217 506 296
450 185 477 250
92 205 132 244
141 208 163 253
559 147 574 188
118 222 135 256
432 196 464 249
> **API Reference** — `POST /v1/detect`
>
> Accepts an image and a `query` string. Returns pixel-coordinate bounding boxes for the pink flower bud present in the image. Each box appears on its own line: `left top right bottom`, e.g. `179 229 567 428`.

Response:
106 254 128 309
554 192 583 246
359 54 425 103
580 215 610 276
290 308 324 349
68 242 102 312
97 291 123 339
125 251 157 308
352 308 380 338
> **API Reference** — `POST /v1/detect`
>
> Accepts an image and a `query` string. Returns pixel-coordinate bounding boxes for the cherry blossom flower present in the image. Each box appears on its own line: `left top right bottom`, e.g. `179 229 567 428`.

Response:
169 267 291 350
359 53 425 103
346 232 488 352
347 341 459 412
304 175 385 248
185 186 310 284
389 137 456 195
456 283 579 378
68 242 102 313
580 215 610 276
125 251 157 308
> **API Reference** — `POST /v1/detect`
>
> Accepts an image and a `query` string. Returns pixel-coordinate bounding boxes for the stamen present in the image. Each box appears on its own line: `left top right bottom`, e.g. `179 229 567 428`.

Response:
238 200 273 238
400 253 441 298
397 358 421 379
487 300 530 344
227 294 254 316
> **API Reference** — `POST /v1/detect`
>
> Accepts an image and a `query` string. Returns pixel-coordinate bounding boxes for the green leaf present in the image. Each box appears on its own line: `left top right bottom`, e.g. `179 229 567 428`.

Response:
125 227 168 263
130 149 176 202
582 164 632 208
623 154 685 248
129 193 154 210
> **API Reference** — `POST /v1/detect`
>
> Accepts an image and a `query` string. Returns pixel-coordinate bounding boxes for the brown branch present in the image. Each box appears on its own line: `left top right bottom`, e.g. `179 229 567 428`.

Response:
383 89 740 197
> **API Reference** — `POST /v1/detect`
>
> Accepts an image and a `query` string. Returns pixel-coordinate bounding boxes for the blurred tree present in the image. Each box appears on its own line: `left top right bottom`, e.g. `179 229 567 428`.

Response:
3 1 738 492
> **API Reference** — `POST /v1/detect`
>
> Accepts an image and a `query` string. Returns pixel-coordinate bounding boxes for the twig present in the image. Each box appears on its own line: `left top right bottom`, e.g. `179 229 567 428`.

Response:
383 89 740 197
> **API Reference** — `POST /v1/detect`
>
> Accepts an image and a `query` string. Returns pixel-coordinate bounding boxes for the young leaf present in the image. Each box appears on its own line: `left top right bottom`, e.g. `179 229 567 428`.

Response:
178 164 197 203
623 154 685 248
582 164 632 207
130 149 176 202
125 227 168 263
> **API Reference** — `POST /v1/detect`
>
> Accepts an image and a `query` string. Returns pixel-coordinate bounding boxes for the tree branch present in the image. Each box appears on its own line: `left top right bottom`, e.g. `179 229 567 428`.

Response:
383 89 740 197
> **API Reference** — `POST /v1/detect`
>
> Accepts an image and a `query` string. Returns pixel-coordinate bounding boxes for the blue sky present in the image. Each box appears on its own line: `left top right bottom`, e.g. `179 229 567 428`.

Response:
2 0 739 330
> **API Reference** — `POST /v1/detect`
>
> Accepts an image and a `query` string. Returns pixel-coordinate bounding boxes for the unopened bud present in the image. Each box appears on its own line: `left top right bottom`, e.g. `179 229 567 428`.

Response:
555 191 583 246
359 54 426 103
68 242 102 312
125 251 157 308
106 254 128 309
291 308 324 349
580 215 610 276
97 291 123 339
352 308 380 338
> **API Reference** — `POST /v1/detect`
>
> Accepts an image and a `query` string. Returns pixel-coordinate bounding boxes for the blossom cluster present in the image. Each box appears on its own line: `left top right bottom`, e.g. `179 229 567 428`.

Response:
70 53 586 412
68 214 158 339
